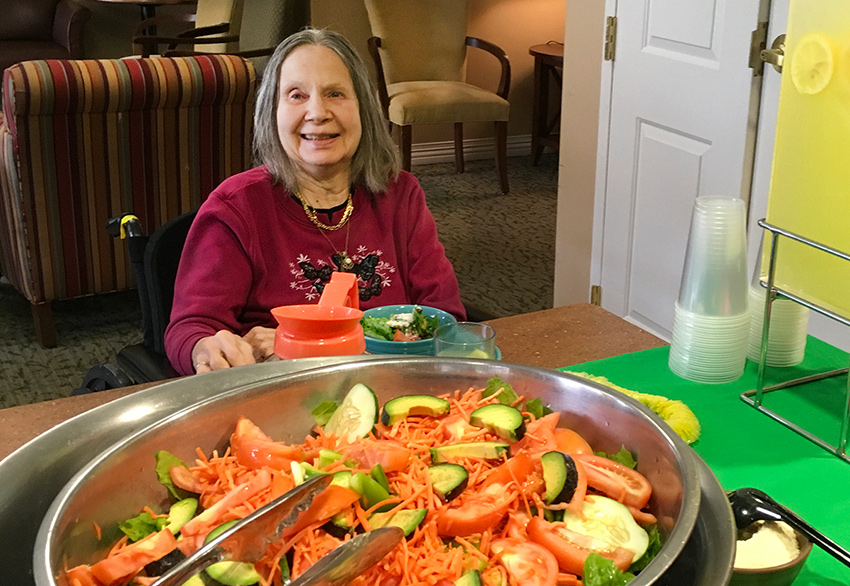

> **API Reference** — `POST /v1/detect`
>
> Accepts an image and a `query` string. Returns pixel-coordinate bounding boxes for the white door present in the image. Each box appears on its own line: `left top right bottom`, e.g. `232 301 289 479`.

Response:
596 0 762 339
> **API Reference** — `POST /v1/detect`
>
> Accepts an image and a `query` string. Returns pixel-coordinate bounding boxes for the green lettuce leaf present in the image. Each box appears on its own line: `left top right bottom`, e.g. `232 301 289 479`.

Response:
361 316 394 341
411 307 439 339
594 445 637 469
155 450 190 499
119 511 167 542
482 377 519 405
583 553 635 586
312 400 339 426
525 397 553 419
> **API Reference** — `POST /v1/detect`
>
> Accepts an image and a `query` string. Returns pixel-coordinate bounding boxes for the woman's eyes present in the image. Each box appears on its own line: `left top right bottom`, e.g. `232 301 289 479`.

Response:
286 89 346 101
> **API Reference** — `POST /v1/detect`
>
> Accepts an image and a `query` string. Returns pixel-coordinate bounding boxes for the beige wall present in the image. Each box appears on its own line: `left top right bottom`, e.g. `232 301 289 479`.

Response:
553 0 605 306
313 0 566 143
77 0 565 145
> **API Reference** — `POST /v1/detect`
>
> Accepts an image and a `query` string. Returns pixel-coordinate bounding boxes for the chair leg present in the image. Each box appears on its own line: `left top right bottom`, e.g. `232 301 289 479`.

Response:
495 121 509 193
454 122 464 173
400 125 412 171
31 301 57 348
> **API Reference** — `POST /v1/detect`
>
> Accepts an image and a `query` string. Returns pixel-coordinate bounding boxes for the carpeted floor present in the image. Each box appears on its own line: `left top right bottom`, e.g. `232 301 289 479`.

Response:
0 153 558 407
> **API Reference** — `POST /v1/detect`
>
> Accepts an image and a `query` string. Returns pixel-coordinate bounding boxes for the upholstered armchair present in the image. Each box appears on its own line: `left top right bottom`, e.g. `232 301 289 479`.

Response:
0 0 90 74
0 55 256 347
365 0 511 193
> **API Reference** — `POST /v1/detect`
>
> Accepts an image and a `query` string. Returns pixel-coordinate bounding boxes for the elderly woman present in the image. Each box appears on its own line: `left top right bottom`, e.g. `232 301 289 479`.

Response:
164 29 465 376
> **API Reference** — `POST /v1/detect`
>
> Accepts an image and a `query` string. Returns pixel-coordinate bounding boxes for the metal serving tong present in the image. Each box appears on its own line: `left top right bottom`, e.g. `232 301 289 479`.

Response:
154 474 403 586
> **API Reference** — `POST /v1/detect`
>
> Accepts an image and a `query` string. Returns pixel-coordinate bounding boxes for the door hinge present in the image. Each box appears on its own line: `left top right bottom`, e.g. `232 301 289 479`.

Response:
591 285 602 305
749 21 768 75
604 16 617 62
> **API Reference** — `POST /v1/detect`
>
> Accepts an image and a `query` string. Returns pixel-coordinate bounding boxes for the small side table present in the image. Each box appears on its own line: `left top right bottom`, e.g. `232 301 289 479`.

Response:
529 43 564 165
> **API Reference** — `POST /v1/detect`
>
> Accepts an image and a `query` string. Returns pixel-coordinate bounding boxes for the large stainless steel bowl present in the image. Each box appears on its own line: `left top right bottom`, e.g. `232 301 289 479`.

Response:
35 358 706 585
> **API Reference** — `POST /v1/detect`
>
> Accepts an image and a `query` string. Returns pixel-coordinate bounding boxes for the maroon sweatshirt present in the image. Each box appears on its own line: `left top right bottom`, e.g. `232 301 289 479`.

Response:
164 166 465 375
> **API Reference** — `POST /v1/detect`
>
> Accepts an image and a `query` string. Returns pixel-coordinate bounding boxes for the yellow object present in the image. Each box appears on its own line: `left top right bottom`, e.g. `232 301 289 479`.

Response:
573 372 701 444
763 0 850 320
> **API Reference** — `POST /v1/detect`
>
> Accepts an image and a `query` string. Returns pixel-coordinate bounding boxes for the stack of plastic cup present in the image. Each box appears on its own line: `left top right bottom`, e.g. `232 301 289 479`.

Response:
747 282 810 368
669 196 750 383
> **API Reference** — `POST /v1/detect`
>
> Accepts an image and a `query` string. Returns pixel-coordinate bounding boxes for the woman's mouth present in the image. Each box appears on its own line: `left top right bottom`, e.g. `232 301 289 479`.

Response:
302 133 339 141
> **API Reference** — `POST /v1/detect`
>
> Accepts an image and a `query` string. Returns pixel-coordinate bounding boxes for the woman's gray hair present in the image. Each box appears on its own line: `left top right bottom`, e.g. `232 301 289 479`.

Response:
254 28 401 194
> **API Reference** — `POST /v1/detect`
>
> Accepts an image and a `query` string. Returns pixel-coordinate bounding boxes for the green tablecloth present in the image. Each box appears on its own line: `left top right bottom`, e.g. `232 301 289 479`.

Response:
562 337 850 584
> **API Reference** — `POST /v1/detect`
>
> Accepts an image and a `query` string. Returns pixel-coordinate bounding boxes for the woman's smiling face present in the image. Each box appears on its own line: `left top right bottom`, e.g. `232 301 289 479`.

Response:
276 44 362 180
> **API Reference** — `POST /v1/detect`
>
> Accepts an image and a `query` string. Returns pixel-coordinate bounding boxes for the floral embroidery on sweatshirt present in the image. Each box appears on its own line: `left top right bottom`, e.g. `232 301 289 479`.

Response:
290 246 396 302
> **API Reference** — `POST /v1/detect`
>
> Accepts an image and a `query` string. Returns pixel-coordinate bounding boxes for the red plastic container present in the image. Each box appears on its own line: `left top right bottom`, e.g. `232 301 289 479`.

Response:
271 272 365 359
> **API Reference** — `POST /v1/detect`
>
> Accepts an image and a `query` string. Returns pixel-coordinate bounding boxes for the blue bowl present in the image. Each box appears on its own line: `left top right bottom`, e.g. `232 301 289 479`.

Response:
362 305 457 355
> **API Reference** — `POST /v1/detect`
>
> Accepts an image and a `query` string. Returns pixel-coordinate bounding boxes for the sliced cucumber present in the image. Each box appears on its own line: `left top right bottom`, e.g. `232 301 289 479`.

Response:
323 383 379 442
368 508 428 537
427 463 469 502
430 441 510 463
561 494 650 563
380 395 451 426
469 404 526 441
541 451 579 504
455 570 483 586
203 521 262 586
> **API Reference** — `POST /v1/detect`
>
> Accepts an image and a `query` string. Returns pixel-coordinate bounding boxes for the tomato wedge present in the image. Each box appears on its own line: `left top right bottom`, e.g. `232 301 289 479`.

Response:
393 330 420 341
572 454 652 509
179 468 272 547
553 428 593 455
512 412 560 454
527 516 634 575
169 465 204 494
435 485 514 537
482 450 536 488
345 438 411 473
280 484 360 539
90 529 177 585
490 538 559 586
230 417 305 470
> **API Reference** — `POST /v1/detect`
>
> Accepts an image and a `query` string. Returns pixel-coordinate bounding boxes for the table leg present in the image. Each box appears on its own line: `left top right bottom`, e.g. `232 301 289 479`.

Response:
140 6 157 37
531 56 544 165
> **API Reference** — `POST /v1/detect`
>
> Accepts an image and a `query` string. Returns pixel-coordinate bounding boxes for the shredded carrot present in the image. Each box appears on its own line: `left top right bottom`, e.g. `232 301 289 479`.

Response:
92 522 101 541
72 385 655 586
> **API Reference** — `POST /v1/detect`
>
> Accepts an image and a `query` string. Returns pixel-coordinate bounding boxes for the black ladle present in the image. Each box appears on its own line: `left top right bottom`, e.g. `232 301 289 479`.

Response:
727 487 850 568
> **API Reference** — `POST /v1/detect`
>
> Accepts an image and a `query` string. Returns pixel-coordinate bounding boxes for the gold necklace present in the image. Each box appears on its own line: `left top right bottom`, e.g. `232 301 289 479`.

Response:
295 190 353 231
316 220 355 271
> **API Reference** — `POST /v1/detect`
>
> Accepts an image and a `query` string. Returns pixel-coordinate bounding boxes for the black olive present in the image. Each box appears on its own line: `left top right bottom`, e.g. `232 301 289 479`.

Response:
143 547 186 577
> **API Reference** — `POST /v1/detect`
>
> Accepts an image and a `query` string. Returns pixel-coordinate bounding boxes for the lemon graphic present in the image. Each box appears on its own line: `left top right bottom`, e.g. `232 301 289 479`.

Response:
791 33 834 95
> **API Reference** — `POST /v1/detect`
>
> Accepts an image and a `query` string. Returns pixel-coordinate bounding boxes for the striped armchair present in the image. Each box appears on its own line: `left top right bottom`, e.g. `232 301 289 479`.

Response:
0 55 256 347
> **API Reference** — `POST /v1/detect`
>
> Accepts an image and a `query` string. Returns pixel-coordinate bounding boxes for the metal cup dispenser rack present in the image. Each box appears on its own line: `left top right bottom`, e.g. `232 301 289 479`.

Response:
741 219 850 463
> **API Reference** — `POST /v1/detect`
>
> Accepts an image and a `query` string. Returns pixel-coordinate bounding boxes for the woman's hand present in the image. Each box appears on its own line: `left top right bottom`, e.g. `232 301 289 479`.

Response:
243 326 276 362
192 330 257 373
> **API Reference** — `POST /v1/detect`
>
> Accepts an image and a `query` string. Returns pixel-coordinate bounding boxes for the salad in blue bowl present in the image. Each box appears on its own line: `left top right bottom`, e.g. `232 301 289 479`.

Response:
361 305 457 355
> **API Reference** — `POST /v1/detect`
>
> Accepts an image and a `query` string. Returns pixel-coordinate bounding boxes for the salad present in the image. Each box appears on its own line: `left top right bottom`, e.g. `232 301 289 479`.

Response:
361 306 439 342
62 379 662 586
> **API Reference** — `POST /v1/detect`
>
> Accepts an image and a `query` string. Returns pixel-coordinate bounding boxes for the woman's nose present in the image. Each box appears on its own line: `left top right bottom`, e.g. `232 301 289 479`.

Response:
305 96 330 121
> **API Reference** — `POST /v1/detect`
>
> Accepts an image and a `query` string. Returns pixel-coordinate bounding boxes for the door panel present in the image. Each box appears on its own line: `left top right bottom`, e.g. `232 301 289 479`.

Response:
629 123 710 333
647 0 721 61
600 0 760 338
